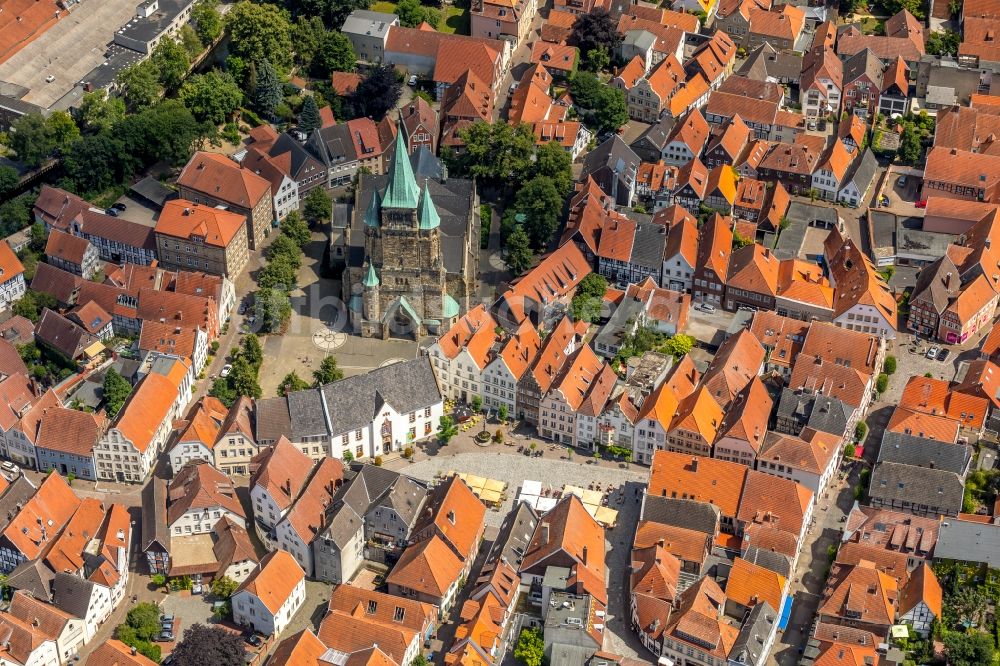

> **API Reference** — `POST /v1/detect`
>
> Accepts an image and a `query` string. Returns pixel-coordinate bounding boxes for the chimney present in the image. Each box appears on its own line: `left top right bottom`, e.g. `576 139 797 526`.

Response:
690 457 699 472
582 545 588 565
945 271 952 287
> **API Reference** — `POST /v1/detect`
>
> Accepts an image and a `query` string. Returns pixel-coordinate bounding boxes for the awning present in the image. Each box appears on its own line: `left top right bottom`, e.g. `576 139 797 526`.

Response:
480 489 503 504
83 341 106 359
484 479 505 493
778 596 794 630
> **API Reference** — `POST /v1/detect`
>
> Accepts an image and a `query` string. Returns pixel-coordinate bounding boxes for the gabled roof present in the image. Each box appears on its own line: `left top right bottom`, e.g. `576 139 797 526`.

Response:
411 475 486 562
113 371 184 453
3 473 80 561
716 376 772 452
436 304 499 369
819 560 897 627
386 534 464 598
44 229 91 266
520 495 606 601
695 213 733 279
648 451 748 518
234 550 305 614
156 200 246 248
249 436 312 510
35 406 103 457
727 244 780 297
748 3 805 41
177 151 271 209
268 629 327 666
167 460 245 525
727 556 785 611
758 428 839 475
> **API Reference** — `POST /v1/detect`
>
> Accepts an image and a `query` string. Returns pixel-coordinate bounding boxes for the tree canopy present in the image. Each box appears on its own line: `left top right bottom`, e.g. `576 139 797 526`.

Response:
303 187 332 223
570 72 628 133
943 631 995 666
226 2 293 69
346 64 402 120
514 627 545 666
77 92 126 134
179 70 243 124
532 140 573 196
313 356 344 386
253 59 283 119
570 10 621 60
512 176 564 249
10 112 79 167
299 94 322 132
278 371 310 396
504 225 534 276
453 122 536 185
116 61 163 112
103 369 132 417
570 273 608 323
151 38 191 90
280 211 312 248
256 287 292 333
311 32 357 78
192 0 223 42
171 623 247 666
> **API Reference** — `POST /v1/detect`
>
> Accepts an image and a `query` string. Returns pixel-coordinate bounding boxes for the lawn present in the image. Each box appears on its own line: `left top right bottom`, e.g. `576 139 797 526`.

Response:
369 1 469 34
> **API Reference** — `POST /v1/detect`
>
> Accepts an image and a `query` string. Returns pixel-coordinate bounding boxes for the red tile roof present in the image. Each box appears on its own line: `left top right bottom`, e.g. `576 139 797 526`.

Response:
235 550 305 614
177 152 271 210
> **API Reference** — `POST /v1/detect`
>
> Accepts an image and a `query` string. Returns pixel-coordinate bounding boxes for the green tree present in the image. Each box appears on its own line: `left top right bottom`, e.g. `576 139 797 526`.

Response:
277 371 310 396
455 122 536 185
876 373 889 393
898 125 922 165
209 376 237 406
116 61 163 112
266 234 303 269
571 273 608 323
882 0 925 19
943 631 994 666
313 356 344 386
595 87 629 134
179 24 204 59
76 91 126 134
311 31 356 77
303 186 332 224
256 287 292 333
191 0 223 42
883 355 897 375
253 58 283 119
45 111 80 151
210 576 239 598
410 656 429 666
103 369 132 417
437 415 458 444
515 176 564 248
258 255 298 289
9 114 55 167
226 1 294 69
0 166 18 197
12 290 56 323
532 140 573 196
125 603 162 642
280 210 312 248
844 443 856 458
241 334 264 371
732 231 753 249
292 15 326 68
179 70 243 124
498 404 508 421
662 334 696 358
504 225 534 275
299 94 322 133
583 45 610 72
925 29 961 56
396 0 426 26
229 356 262 399
514 627 545 666
855 421 868 441
61 133 126 195
151 38 191 90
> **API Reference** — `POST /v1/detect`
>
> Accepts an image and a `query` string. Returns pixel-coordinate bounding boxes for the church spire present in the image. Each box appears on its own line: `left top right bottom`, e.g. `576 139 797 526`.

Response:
418 179 440 230
381 129 419 209
363 190 380 227
363 261 379 287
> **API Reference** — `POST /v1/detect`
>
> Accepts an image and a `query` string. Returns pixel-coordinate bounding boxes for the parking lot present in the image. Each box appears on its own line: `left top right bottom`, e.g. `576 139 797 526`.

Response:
878 167 925 218
0 0 142 108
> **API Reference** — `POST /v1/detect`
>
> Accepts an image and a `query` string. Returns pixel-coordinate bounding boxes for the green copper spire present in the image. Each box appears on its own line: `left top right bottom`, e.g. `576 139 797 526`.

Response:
381 130 419 209
363 262 379 287
363 191 380 227
418 180 440 230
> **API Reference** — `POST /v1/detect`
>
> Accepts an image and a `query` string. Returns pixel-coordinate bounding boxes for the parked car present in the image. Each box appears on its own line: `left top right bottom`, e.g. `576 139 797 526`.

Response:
407 75 417 87
220 364 233 378
937 348 950 362
896 175 907 187
698 302 717 313
45 75 55 83
237 302 247 315
105 208 119 217
112 202 127 212
1 461 19 475
191 582 203 595
926 346 939 359
158 629 174 642
161 614 174 625
244 632 263 647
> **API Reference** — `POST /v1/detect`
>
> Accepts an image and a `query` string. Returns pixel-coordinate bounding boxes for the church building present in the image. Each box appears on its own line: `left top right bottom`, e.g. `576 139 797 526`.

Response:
341 128 480 339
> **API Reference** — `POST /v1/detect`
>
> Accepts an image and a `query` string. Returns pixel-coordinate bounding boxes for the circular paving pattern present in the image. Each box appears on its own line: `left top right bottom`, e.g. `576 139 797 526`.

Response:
312 328 346 352
379 357 406 368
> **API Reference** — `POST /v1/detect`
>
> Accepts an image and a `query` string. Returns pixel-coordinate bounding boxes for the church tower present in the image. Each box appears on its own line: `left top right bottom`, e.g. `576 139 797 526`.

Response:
359 129 450 338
